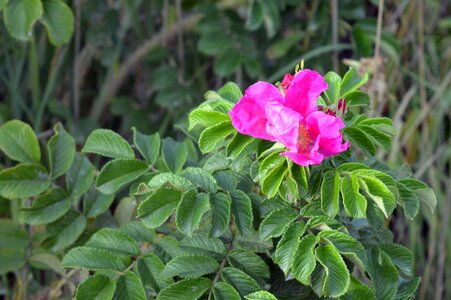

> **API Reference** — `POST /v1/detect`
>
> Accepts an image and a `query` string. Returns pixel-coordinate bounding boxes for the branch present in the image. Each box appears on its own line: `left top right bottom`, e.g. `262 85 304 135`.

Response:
90 13 203 121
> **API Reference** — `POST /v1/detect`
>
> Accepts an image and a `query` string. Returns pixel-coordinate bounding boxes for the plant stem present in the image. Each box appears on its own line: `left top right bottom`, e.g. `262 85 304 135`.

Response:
331 0 339 72
35 46 69 131
208 242 234 300
89 13 202 122
374 0 384 58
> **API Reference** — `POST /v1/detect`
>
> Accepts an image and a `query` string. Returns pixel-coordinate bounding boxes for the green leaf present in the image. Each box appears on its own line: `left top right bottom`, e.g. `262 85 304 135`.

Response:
41 0 74 45
0 163 50 199
156 278 211 300
132 128 160 164
179 167 218 193
395 277 420 300
275 221 306 275
85 228 139 256
199 121 235 154
341 276 376 300
234 232 272 253
337 162 370 172
245 0 263 30
324 72 342 103
221 267 261 297
28 252 64 274
83 189 115 218
230 190 254 236
228 250 269 281
213 282 241 300
197 32 231 55
318 230 367 270
0 120 40 163
351 169 396 188
120 221 155 243
214 48 242 77
245 291 278 300
137 253 173 293
45 210 86 251
162 254 219 278
366 248 399 300
3 0 43 41
260 0 280 38
0 219 28 248
188 109 231 131
341 176 367 218
180 234 226 260
66 153 95 197
258 151 285 182
291 164 308 195
291 234 317 285
22 188 70 225
0 0 8 11
396 182 419 220
399 178 436 212
340 68 369 97
227 133 255 159
76 275 116 300
47 123 75 178
137 188 182 229
359 117 395 135
344 127 376 157
210 192 231 237
379 244 413 277
82 129 134 159
321 171 340 217
315 244 350 298
61 246 130 271
176 191 210 236
214 170 238 191
0 248 25 274
345 90 370 107
147 172 195 191
359 176 396 218
155 236 183 259
357 125 392 152
115 271 147 300
259 207 297 241
161 137 187 173
96 159 148 194
217 82 243 103
261 159 288 198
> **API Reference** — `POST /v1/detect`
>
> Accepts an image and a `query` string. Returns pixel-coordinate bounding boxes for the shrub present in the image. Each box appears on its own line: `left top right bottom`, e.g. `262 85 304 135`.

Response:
0 67 436 299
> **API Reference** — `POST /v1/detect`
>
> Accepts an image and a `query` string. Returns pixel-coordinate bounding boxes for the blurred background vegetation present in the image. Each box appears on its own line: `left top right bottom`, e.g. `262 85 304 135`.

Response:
0 0 449 299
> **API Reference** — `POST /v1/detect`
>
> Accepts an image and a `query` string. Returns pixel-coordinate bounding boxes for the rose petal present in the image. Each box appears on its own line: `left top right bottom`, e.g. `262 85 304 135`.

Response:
305 111 348 156
281 136 324 166
265 101 302 152
230 81 283 141
284 69 328 117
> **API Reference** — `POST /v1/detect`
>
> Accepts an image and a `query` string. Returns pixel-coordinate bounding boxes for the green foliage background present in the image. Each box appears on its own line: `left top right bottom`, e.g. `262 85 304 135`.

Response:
0 0 449 299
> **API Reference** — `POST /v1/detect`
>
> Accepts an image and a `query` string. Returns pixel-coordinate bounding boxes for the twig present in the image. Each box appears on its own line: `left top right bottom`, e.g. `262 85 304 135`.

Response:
49 269 79 298
331 0 339 72
401 71 451 146
414 140 450 178
176 0 185 80
208 243 234 300
374 0 384 58
73 0 83 121
89 13 202 122
435 182 451 300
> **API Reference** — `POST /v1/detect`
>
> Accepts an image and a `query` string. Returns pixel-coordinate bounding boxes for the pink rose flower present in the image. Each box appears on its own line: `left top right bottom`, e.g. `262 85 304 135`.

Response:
229 69 349 166
280 73 294 94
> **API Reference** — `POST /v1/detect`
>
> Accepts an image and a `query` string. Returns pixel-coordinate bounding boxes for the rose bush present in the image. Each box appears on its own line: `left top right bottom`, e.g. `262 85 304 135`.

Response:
0 67 436 299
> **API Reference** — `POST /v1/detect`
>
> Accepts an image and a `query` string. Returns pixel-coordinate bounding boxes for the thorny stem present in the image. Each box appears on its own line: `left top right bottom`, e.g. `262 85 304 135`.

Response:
208 242 234 300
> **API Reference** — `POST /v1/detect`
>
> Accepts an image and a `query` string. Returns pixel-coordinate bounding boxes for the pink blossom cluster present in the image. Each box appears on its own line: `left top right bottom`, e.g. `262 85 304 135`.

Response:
230 69 349 166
